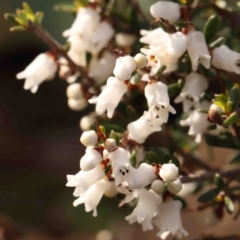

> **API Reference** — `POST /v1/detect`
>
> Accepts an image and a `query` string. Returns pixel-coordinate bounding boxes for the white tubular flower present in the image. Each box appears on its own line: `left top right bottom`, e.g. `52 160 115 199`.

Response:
187 29 211 71
159 163 179 183
140 28 168 47
90 21 114 54
88 51 116 85
73 179 111 217
174 72 208 112
141 48 161 76
80 130 98 147
167 32 188 59
154 199 188 239
16 53 57 93
113 56 136 81
151 179 165 194
125 189 162 231
89 77 127 118
212 45 240 74
167 178 182 194
150 1 180 24
80 147 102 171
66 164 105 197
80 114 95 131
117 181 138 207
127 110 163 144
180 101 211 143
63 7 100 38
115 33 137 47
145 81 176 123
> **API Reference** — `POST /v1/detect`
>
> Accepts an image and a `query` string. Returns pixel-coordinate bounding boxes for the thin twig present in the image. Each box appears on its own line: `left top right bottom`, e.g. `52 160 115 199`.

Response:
180 168 240 183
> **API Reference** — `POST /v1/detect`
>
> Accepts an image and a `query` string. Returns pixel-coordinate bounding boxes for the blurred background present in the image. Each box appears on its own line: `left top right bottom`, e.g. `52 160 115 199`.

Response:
0 0 240 239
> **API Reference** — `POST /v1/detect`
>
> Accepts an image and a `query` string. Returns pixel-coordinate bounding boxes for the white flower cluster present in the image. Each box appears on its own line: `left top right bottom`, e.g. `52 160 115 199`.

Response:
67 129 187 239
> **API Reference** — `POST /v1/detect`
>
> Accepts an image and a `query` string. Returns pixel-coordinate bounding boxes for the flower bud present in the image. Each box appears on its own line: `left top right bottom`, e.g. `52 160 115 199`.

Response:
68 98 88 111
159 163 179 182
151 179 165 194
104 182 118 198
80 130 98 147
66 83 83 99
80 147 102 171
80 114 95 131
167 178 182 194
133 53 148 69
104 138 116 152
150 1 180 24
115 33 136 47
113 56 136 81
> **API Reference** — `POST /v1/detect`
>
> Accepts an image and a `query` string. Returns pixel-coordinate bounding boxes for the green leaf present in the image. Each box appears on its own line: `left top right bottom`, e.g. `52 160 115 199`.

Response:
22 2 35 21
228 87 240 112
10 26 26 32
224 195 234 214
222 112 239 127
203 15 219 43
110 130 119 145
145 151 161 164
215 93 228 104
130 73 141 85
86 52 92 67
99 125 106 135
214 174 225 189
209 37 226 48
34 12 44 25
130 150 137 167
103 124 125 134
54 2 75 12
62 41 71 52
229 154 240 164
104 164 112 176
15 9 28 27
168 83 181 97
4 13 18 24
205 133 240 149
198 188 220 203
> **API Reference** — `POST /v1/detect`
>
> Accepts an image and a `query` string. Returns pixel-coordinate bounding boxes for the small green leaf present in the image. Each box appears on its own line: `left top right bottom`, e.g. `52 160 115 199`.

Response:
228 87 240 112
15 10 28 27
203 15 219 43
110 130 119 145
198 188 220 203
205 133 240 149
34 12 44 25
224 195 234 214
10 26 26 32
62 41 71 52
99 125 106 135
222 112 239 127
209 37 226 48
130 150 136 167
22 2 35 21
103 124 125 134
168 83 181 97
86 52 92 67
145 151 161 164
229 154 240 164
4 13 18 24
104 164 112 176
214 174 225 189
215 93 228 104
130 72 141 85
53 2 75 12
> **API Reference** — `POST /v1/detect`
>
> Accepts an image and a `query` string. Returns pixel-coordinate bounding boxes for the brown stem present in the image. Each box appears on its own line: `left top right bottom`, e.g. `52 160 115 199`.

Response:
27 21 95 86
180 168 240 183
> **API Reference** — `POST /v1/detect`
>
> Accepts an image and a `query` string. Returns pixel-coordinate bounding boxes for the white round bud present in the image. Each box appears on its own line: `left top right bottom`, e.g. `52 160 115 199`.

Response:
96 230 113 240
104 138 116 152
159 163 179 182
79 115 94 131
103 149 109 159
133 53 148 69
80 130 98 147
209 103 223 113
150 1 180 24
104 181 118 198
167 178 182 194
115 33 136 47
151 179 165 194
66 83 83 99
80 148 102 171
68 98 88 111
